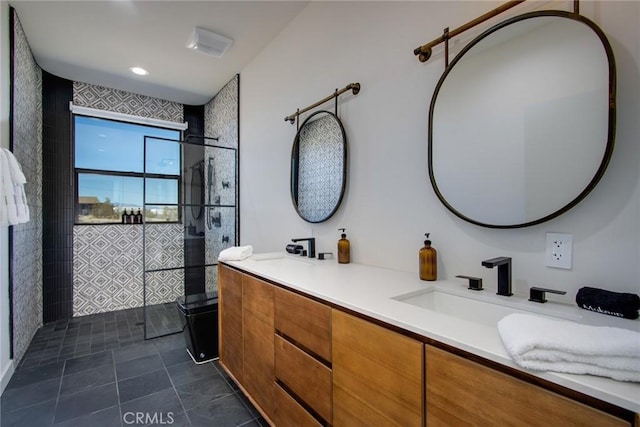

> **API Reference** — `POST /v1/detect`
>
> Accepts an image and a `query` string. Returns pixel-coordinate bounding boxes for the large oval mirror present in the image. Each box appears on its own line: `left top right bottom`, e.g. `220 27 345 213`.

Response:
291 110 347 223
429 11 615 228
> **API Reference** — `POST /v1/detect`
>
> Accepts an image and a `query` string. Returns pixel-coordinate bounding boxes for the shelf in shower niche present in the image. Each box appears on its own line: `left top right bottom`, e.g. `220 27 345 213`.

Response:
145 203 236 208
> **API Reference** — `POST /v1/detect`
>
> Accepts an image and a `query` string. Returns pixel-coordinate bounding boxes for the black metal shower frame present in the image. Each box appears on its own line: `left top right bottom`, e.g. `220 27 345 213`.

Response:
141 135 239 340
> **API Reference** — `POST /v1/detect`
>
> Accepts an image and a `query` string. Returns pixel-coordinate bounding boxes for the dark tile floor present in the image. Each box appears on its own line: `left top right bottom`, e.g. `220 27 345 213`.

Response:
1 307 265 427
145 302 184 339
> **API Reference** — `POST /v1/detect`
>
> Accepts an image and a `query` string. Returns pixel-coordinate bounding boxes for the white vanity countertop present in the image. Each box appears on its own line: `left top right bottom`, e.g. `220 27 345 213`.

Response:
222 253 640 413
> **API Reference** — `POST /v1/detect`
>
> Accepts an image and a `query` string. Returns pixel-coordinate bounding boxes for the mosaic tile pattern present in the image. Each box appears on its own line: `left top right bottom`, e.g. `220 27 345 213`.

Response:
204 75 238 150
144 269 185 306
205 266 218 294
204 146 237 208
73 224 185 316
204 75 239 289
296 113 345 222
73 82 183 123
144 223 185 272
11 10 43 363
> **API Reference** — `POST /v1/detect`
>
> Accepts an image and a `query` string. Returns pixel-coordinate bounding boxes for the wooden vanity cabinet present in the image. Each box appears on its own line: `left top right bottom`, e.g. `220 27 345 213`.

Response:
218 265 243 383
274 383 323 427
274 287 333 425
332 310 423 427
425 345 631 427
274 287 332 361
242 274 275 419
218 265 275 421
220 264 634 426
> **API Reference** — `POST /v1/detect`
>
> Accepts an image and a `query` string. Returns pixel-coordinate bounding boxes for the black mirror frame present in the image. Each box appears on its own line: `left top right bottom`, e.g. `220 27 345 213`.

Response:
428 10 616 229
290 110 348 223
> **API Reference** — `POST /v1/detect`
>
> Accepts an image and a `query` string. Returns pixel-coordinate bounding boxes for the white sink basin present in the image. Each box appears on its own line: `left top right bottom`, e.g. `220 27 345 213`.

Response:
392 288 581 327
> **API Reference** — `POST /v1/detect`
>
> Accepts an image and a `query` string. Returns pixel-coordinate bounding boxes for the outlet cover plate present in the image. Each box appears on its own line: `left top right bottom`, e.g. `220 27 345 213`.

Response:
545 232 572 269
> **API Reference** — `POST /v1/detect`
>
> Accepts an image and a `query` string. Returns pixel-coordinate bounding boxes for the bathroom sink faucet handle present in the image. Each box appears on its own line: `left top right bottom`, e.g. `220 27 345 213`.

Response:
318 252 333 260
481 256 513 296
456 275 483 291
291 237 315 258
529 287 566 303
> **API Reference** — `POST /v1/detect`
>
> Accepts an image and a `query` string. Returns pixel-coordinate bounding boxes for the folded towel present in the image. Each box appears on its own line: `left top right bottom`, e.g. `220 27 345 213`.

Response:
0 148 30 226
498 313 640 382
286 244 304 254
576 286 640 319
218 245 253 261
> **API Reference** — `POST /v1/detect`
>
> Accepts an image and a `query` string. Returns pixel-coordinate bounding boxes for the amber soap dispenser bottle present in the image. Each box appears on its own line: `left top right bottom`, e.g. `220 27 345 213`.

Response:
338 228 350 264
419 233 437 281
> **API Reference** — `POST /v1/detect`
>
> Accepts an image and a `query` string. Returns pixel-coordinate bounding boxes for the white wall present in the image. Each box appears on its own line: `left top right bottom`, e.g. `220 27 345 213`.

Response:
1 0 15 393
240 0 639 300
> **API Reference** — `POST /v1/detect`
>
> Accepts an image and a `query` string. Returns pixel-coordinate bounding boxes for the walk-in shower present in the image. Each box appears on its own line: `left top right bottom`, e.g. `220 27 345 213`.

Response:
141 135 238 339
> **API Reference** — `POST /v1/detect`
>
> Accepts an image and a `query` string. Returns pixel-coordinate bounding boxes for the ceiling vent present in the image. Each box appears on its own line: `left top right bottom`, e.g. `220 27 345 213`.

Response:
185 27 233 58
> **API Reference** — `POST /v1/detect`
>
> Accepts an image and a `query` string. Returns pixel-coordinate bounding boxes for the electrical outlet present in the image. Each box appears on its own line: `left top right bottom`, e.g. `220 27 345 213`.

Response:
545 232 572 269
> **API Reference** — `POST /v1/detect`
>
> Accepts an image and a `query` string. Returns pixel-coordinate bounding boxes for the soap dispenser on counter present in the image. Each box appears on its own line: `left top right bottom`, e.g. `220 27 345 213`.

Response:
419 233 437 281
338 228 350 264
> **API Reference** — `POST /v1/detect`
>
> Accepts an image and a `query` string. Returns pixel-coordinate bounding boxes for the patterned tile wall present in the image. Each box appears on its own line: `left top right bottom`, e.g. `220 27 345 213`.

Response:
71 74 237 312
73 224 185 316
11 10 43 363
144 224 185 306
73 82 183 123
72 82 187 316
204 75 239 290
204 75 238 150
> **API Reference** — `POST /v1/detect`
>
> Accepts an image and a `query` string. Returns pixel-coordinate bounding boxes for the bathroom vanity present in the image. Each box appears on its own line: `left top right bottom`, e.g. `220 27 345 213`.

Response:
218 254 639 426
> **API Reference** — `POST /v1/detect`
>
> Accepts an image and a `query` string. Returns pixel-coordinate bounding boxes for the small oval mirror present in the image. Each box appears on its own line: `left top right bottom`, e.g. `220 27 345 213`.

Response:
291 111 347 223
190 163 204 219
429 11 615 228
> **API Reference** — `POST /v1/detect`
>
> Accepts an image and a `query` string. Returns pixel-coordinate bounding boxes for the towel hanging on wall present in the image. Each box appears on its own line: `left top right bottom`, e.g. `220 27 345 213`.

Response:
0 148 30 226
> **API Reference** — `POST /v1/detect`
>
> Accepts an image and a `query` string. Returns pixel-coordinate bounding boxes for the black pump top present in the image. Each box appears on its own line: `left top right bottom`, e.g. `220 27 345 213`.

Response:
339 228 347 239
424 233 431 247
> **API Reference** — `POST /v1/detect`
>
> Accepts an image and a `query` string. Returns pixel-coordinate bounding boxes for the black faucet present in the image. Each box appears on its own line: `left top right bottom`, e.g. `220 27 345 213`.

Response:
481 257 512 296
529 286 566 303
291 237 315 258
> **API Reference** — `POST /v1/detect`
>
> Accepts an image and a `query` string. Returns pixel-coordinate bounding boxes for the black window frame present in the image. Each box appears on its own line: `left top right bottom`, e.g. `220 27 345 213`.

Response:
72 114 183 225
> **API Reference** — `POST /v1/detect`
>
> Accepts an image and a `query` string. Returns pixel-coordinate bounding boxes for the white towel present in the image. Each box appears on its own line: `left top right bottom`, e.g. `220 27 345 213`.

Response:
5 148 29 223
4 148 26 185
218 245 253 261
0 148 30 226
498 313 640 382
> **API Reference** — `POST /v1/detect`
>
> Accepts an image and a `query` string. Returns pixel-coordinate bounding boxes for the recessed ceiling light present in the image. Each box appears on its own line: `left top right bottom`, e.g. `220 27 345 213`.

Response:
129 66 149 76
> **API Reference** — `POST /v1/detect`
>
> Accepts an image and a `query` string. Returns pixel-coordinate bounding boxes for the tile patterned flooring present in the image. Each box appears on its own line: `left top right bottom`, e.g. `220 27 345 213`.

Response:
1 307 265 427
145 302 184 339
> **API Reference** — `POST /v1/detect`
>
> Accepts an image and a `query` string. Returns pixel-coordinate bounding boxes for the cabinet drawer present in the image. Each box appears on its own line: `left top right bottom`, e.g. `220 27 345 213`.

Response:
243 275 274 323
274 383 323 427
275 335 332 422
333 310 423 427
426 345 630 427
275 287 331 362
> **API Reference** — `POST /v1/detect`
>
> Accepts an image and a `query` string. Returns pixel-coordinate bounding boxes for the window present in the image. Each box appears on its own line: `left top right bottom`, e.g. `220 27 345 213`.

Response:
74 116 181 224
